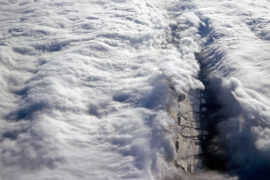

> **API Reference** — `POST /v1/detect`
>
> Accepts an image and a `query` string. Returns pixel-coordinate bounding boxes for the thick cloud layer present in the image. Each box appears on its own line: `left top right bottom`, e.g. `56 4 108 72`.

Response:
1 0 270 179
192 0 270 178
0 0 203 179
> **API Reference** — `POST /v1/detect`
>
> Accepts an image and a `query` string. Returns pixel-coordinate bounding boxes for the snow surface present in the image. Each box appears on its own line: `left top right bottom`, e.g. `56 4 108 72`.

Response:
0 0 270 179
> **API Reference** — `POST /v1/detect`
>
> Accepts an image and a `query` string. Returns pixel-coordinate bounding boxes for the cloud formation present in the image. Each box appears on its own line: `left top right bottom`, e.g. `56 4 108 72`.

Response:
194 0 270 178
1 0 270 179
0 0 203 179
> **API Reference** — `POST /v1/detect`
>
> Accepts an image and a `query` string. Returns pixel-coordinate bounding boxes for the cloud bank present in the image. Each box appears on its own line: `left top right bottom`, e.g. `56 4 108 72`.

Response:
1 0 270 179
0 0 203 179
193 0 270 178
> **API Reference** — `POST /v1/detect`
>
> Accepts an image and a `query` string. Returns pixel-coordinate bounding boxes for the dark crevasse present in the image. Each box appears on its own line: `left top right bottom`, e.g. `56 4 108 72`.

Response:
195 17 270 179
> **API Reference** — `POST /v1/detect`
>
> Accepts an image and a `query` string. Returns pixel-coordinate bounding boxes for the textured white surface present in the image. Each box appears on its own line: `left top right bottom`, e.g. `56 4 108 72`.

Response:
0 0 270 179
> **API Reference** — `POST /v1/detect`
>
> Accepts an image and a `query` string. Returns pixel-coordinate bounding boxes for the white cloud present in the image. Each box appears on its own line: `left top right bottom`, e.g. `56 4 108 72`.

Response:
1 0 270 179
